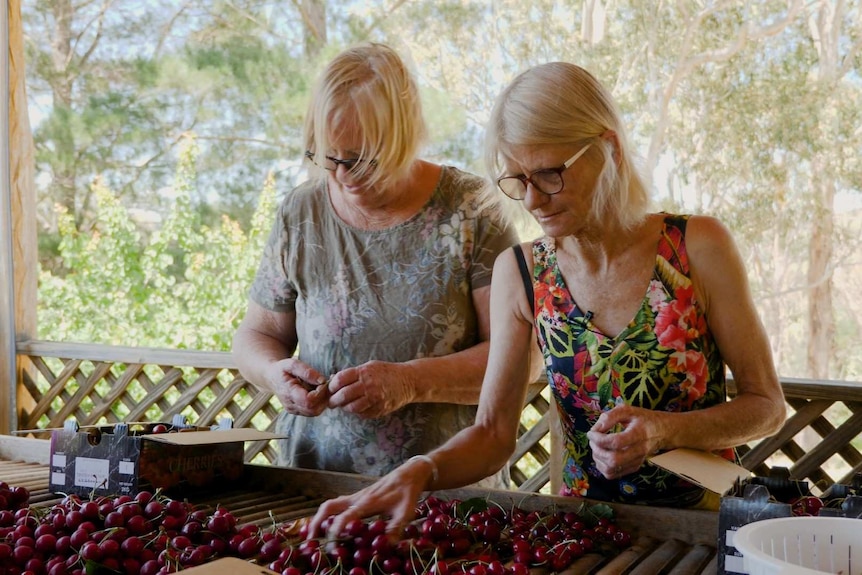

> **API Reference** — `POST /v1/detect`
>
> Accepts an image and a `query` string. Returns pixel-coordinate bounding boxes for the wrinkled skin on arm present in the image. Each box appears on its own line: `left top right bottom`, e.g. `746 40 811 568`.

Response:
305 248 538 541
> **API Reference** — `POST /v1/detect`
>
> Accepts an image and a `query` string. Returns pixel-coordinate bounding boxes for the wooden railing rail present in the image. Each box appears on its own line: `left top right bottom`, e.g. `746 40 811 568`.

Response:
13 339 550 492
12 339 862 494
730 378 862 491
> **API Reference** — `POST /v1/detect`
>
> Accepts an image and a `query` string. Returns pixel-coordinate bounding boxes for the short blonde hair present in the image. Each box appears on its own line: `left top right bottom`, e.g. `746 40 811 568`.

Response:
484 62 649 231
304 42 426 191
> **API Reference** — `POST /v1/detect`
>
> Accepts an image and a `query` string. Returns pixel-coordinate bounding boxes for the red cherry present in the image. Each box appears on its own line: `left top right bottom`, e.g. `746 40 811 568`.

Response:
99 538 120 557
791 495 824 516
259 538 283 562
79 540 102 562
126 514 150 535
135 490 154 505
121 536 145 557
367 518 388 536
12 543 35 565
613 529 632 547
344 518 367 538
237 537 261 558
206 514 231 534
103 510 125 528
143 500 163 519
35 533 57 554
122 558 141 575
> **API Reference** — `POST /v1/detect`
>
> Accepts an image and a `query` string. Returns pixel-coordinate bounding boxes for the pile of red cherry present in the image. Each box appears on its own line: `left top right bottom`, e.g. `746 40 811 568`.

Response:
0 481 275 575
0 482 631 575
278 495 631 575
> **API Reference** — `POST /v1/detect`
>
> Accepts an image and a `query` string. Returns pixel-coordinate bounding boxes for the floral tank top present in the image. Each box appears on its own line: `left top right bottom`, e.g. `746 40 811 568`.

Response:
530 214 734 506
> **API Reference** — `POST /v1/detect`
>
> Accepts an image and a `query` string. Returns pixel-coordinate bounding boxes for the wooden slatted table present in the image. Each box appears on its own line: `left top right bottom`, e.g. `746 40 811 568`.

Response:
0 436 721 574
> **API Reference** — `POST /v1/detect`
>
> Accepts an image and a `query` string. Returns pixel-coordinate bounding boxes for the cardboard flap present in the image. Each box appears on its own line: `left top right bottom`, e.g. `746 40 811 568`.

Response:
178 557 277 574
143 429 284 446
648 447 750 494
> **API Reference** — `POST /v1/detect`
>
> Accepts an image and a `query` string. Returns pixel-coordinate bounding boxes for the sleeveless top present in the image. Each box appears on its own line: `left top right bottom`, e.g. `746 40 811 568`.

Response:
529 214 735 506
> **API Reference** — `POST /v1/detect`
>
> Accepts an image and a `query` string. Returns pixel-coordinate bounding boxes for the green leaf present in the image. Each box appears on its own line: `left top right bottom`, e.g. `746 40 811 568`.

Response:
586 503 615 523
454 497 490 518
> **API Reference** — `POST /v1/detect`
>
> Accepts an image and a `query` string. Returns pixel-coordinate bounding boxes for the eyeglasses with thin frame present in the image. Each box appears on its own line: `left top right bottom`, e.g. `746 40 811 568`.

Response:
304 150 377 174
496 143 592 201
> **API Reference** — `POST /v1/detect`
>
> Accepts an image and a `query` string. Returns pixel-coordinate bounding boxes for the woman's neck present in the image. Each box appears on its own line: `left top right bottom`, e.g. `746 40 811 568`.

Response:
329 160 440 230
556 215 654 274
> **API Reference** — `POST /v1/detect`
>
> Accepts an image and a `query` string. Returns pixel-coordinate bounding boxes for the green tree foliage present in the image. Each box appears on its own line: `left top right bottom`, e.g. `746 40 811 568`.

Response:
22 0 862 379
37 138 277 350
23 0 320 249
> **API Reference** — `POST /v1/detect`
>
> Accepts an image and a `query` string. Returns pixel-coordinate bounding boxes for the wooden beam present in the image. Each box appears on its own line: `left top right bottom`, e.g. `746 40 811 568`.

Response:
17 340 238 368
2 0 39 434
2 0 15 434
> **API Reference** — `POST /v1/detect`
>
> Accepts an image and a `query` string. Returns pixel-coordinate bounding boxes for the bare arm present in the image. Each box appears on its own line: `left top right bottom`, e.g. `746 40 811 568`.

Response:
308 247 537 538
589 216 786 477
669 215 787 446
232 301 329 416
405 283 494 404
419 248 539 482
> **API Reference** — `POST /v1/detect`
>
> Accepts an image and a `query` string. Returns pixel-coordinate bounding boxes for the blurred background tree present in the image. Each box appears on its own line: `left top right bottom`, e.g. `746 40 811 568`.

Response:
22 0 862 380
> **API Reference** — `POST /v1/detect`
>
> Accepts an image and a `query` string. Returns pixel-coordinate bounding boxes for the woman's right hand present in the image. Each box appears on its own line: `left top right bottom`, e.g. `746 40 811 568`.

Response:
305 456 433 542
266 358 330 416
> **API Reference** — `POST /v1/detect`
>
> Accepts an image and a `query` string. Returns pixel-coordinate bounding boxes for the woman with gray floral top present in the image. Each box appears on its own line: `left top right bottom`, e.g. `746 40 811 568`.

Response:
232 42 520 486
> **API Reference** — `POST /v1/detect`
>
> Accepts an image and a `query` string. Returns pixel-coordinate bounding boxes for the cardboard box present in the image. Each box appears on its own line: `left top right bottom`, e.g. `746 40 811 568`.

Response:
48 418 283 497
179 557 277 575
649 448 862 575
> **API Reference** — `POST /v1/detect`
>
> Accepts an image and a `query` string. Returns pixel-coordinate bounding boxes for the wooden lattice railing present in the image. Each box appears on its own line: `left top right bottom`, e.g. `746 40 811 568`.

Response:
13 339 862 494
13 340 552 492
734 378 862 493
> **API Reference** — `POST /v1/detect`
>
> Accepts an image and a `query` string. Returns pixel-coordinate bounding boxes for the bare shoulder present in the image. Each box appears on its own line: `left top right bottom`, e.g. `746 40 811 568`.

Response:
682 214 741 264
681 215 751 311
492 241 535 320
493 241 524 274
684 214 734 242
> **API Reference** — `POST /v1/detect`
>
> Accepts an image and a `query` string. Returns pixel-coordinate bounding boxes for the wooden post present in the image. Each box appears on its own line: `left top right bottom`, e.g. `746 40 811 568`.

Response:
1 0 38 434
1 0 14 435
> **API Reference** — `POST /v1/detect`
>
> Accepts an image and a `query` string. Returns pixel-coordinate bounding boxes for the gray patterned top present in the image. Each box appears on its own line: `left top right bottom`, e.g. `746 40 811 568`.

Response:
249 166 518 486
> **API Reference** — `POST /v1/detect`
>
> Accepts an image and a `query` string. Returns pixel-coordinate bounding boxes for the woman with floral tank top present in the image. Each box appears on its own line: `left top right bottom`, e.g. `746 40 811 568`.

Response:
531 214 737 506
307 62 786 540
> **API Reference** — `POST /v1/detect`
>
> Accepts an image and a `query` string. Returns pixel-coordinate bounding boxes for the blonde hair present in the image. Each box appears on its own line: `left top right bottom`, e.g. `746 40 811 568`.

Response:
484 62 650 231
304 42 426 191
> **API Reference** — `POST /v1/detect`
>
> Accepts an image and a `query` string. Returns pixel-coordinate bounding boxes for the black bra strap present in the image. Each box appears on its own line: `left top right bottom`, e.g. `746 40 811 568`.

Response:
512 244 535 315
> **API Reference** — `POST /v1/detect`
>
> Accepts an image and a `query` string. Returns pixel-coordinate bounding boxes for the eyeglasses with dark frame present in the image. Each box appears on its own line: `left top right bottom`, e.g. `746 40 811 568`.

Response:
496 143 592 200
304 150 377 174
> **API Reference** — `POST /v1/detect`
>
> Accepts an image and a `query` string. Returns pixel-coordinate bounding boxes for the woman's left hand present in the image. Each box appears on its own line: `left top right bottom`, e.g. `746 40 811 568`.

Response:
586 405 662 479
327 361 416 418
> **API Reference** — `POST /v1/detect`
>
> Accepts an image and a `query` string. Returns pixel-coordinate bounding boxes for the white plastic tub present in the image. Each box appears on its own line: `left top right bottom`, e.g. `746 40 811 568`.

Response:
733 516 862 575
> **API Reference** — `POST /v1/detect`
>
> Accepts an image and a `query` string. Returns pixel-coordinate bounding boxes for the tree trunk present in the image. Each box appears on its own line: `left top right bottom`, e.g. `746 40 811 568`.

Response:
805 0 841 380
806 168 835 379
300 0 326 59
50 0 78 225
